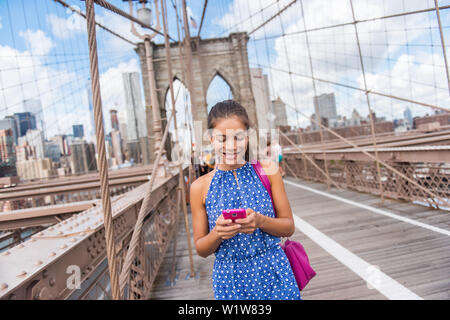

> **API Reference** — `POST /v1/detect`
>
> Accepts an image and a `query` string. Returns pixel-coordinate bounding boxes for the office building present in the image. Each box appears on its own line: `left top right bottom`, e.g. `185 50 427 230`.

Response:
122 72 147 142
110 109 119 131
25 129 45 159
313 93 337 130
23 99 45 135
0 116 18 145
69 139 97 174
0 129 15 163
13 112 36 138
44 141 61 163
404 107 413 126
111 130 123 166
250 68 271 131
73 124 84 139
271 97 288 129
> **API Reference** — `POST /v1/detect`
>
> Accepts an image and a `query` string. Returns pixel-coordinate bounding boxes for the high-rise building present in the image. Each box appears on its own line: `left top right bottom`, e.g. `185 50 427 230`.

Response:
122 72 147 142
250 68 271 131
23 99 45 136
404 107 413 126
13 112 36 138
0 129 15 163
0 116 18 145
73 124 84 138
25 129 45 159
16 158 54 180
313 93 337 130
51 134 70 156
86 78 97 143
110 109 119 131
118 111 128 143
271 97 288 129
111 130 123 166
44 141 61 163
351 108 362 126
69 139 97 174
15 141 36 162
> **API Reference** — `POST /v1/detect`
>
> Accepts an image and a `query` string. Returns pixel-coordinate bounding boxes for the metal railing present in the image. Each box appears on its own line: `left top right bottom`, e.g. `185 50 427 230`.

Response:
282 153 450 210
0 165 187 300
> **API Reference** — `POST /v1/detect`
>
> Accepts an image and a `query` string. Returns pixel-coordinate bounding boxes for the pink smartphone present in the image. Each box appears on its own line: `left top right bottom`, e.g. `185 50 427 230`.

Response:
222 208 246 223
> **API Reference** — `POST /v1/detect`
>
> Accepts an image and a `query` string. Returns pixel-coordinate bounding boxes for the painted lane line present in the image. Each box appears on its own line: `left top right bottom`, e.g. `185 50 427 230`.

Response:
292 214 423 300
284 179 450 237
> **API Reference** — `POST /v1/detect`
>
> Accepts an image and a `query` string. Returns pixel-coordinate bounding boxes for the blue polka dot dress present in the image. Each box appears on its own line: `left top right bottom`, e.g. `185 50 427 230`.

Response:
205 161 301 300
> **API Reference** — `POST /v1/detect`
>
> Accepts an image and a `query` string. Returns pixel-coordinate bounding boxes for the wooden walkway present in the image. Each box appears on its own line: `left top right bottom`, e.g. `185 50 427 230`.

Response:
148 177 450 300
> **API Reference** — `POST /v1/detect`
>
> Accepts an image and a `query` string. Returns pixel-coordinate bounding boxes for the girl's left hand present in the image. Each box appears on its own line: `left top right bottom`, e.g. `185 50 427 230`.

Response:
235 208 262 234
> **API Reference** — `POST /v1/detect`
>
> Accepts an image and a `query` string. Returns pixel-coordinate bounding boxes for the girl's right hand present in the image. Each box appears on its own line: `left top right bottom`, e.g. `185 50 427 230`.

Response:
213 214 241 240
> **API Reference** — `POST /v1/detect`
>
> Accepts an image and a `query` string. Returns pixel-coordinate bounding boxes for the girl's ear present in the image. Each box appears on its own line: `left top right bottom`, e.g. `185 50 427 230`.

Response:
207 128 214 144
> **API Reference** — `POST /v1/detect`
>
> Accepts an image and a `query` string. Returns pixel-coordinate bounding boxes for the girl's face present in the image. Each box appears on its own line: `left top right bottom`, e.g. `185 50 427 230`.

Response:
209 116 248 166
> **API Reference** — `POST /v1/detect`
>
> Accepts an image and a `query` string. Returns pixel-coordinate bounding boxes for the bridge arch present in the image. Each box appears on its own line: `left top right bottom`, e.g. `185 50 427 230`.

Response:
206 71 234 113
136 32 258 162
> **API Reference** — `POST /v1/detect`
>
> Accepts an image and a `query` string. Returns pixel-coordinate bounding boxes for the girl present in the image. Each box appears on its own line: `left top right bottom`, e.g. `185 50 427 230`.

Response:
189 100 301 300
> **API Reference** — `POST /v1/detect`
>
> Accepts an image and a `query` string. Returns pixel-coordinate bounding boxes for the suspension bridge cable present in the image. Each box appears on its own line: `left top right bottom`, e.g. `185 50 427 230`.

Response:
349 0 384 200
218 0 281 37
251 4 450 42
54 0 137 46
197 0 208 38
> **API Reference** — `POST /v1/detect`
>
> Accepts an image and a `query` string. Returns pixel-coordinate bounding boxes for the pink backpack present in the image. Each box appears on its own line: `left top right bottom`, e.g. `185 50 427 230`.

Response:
251 160 316 291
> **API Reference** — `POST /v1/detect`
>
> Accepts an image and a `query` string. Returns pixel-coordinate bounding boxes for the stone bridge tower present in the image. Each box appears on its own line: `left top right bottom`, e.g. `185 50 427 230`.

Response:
136 32 258 162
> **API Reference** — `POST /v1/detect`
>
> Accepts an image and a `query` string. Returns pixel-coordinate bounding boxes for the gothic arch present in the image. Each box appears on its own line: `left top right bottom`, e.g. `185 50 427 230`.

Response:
205 68 237 100
136 32 258 162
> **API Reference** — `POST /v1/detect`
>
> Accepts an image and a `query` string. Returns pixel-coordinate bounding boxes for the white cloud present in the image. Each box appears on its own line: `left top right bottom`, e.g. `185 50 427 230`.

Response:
47 12 85 39
98 58 141 135
218 0 298 38
19 29 54 56
0 37 78 138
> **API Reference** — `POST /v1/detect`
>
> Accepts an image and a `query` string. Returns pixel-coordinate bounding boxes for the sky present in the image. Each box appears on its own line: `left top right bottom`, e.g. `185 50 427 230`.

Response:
0 0 449 143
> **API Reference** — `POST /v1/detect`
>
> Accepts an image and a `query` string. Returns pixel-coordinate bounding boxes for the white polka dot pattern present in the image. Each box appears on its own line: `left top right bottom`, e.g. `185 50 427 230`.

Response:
205 161 301 300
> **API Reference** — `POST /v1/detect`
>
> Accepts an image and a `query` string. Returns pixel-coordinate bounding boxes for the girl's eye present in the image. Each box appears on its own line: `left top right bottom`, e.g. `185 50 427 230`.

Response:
215 136 225 143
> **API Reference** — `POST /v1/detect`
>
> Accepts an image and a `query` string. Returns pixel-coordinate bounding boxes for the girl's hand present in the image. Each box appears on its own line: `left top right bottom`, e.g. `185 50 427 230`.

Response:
235 208 262 234
213 214 241 240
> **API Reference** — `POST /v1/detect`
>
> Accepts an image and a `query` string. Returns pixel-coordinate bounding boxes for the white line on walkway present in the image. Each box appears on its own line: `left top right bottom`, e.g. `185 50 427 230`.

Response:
292 214 423 300
284 179 450 237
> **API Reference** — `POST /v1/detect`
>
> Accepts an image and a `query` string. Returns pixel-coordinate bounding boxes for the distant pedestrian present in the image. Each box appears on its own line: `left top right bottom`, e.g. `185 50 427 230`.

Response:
267 138 285 177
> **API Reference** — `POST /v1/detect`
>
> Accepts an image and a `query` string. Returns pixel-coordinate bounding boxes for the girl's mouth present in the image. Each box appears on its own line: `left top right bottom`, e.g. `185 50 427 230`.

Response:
223 152 238 160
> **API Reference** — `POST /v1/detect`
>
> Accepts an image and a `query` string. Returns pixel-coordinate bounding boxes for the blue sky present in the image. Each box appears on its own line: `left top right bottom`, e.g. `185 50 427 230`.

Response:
0 0 449 142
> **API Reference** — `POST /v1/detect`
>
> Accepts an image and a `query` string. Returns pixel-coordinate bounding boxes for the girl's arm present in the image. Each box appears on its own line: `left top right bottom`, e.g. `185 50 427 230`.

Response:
237 160 295 237
190 177 241 258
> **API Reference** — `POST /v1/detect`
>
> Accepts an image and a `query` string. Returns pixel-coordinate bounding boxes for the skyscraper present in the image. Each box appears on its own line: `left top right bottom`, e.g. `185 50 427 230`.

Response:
313 93 337 130
404 107 413 126
69 139 97 174
0 116 18 145
86 78 96 143
250 68 272 131
122 72 147 141
271 97 288 129
25 129 45 159
73 124 84 138
0 129 15 163
23 99 44 135
13 112 37 138
110 109 119 131
111 130 123 166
